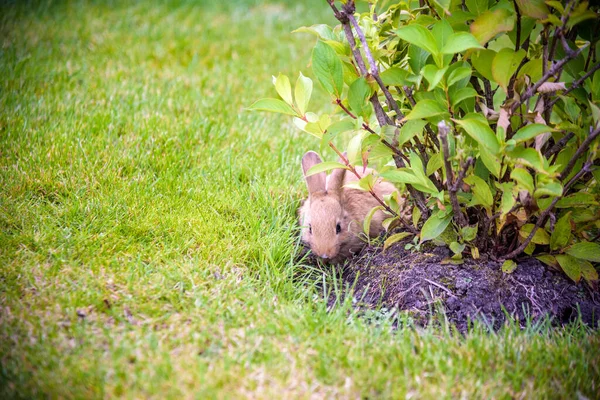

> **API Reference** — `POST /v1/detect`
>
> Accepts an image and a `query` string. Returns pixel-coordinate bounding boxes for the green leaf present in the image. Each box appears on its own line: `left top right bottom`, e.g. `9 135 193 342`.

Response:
498 182 516 215
451 87 478 108
534 181 563 199
519 224 550 245
555 254 582 283
464 175 494 209
581 261 599 283
472 49 496 82
384 232 413 251
479 143 501 178
441 32 484 54
515 0 549 19
450 241 466 255
398 119 428 147
502 259 517 274
422 64 448 91
273 73 293 105
305 161 347 177
453 116 500 154
248 98 298 116
550 212 572 251
381 67 413 86
507 147 545 172
512 124 553 143
326 119 355 136
555 193 599 208
470 8 514 45
426 152 443 176
420 211 453 243
403 99 448 121
446 66 472 88
510 167 534 193
466 0 488 16
294 72 313 115
363 206 384 237
492 48 526 93
312 41 344 96
397 24 439 57
566 242 600 262
348 77 371 118
292 24 336 41
347 131 368 165
536 254 560 269
460 225 478 242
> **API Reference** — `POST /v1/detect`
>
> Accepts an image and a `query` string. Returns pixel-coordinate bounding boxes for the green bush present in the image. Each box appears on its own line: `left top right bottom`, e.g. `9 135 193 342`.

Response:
251 0 600 284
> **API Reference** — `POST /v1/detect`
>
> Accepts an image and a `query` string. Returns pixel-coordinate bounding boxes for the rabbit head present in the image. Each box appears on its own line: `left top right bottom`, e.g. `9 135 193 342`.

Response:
299 151 382 263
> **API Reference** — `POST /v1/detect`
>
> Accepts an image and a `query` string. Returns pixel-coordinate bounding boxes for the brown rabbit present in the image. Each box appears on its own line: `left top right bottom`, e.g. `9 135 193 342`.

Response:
299 151 399 264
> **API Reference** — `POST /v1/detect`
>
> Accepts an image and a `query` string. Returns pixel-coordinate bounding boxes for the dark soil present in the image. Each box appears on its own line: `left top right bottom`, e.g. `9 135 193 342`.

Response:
309 242 600 332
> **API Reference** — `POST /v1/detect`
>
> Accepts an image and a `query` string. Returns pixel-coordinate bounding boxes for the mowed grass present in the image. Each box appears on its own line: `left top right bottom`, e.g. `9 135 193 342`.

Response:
1 1 599 398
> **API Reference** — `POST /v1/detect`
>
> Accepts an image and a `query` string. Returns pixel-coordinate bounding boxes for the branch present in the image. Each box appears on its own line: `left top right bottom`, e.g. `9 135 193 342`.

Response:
544 61 600 113
503 160 593 260
346 9 405 122
510 40 587 114
439 121 468 227
559 126 600 181
328 0 392 127
544 132 575 158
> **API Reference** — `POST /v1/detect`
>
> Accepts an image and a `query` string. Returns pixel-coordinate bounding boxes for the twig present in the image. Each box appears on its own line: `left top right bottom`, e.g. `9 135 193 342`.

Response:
423 278 457 297
510 40 587 114
559 126 600 180
439 121 468 227
452 157 475 192
543 132 575 158
503 160 593 259
544 61 600 113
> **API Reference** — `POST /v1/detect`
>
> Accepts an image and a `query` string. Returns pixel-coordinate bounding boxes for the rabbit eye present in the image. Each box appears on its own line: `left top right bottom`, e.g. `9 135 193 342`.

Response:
309 224 312 234
336 223 341 234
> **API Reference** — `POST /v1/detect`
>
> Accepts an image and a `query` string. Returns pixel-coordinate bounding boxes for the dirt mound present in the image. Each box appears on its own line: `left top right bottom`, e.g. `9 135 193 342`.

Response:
313 242 600 331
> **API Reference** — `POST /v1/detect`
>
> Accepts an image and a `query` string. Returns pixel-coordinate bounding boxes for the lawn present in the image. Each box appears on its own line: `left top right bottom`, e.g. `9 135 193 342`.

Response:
1 1 599 398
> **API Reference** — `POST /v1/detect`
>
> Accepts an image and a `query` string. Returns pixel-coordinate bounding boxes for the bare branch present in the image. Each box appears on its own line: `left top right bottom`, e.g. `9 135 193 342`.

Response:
345 9 405 121
439 121 468 227
544 132 575 158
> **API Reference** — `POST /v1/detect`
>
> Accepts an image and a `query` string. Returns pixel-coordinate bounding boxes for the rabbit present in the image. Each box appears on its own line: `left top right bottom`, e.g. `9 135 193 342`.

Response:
298 151 400 264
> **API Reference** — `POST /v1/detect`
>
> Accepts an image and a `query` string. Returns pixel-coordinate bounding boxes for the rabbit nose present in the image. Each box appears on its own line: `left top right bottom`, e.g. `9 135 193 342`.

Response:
321 254 329 259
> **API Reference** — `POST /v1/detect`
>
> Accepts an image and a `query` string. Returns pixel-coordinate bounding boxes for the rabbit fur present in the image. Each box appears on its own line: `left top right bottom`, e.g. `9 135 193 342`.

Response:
299 151 399 264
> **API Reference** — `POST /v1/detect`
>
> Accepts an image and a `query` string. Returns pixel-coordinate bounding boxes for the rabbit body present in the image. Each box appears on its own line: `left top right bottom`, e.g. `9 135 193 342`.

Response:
299 151 398 264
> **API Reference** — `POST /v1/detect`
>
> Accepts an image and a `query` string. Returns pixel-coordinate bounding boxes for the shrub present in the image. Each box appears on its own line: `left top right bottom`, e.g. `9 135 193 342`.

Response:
250 0 600 285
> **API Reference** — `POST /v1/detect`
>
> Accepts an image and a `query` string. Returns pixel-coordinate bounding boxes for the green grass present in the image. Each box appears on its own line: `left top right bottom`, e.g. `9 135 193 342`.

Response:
1 1 599 398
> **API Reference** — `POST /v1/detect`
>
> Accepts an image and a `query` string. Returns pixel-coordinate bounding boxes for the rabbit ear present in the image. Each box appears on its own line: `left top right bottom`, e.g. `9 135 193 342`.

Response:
327 166 346 192
302 151 326 194
327 151 347 191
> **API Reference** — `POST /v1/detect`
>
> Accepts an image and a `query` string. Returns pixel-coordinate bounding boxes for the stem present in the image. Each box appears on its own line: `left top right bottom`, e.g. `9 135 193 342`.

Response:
513 0 521 52
439 121 468 227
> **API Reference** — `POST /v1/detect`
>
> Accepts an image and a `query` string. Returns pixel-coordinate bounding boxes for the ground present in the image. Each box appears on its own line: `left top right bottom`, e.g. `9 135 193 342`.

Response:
326 242 600 332
1 1 600 399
